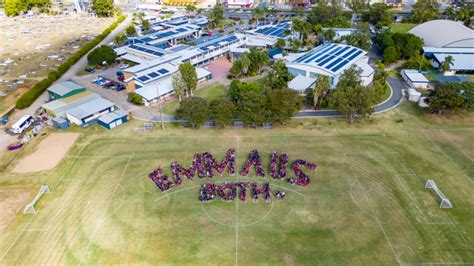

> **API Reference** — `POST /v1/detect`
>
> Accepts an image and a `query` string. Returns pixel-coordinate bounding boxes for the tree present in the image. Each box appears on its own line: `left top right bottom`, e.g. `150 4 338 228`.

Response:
276 38 286 50
125 25 137 36
403 52 433 71
178 62 198 97
292 18 312 44
172 72 186 102
331 66 377 123
289 38 302 52
428 84 464 113
209 0 224 28
230 59 243 78
322 29 335 43
4 0 29 16
208 99 236 127
128 92 143 105
440 55 455 74
313 75 330 108
91 0 114 17
87 45 117 66
411 0 439 23
342 23 371 50
185 5 196 15
374 60 388 84
252 7 264 25
267 61 292 90
114 34 127 46
383 46 398 64
141 19 151 32
175 97 209 127
265 89 302 124
361 3 392 28
456 8 471 26
229 79 261 103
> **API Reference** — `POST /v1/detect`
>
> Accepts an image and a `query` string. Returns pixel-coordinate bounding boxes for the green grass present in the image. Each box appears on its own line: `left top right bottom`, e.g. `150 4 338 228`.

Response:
390 23 417 33
162 83 226 115
0 103 473 264
76 64 95 77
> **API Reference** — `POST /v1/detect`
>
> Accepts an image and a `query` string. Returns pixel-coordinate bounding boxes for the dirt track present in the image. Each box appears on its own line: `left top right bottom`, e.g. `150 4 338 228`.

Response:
12 133 79 173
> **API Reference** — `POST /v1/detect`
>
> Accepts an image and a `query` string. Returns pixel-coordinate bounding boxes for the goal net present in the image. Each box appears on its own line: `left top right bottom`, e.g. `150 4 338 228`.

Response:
24 185 51 214
425 180 453 208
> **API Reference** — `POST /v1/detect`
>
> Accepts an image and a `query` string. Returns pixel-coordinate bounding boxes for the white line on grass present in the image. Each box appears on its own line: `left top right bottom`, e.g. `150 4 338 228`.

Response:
235 185 239 266
0 215 35 261
420 130 473 184
78 154 133 266
439 130 473 162
55 145 87 186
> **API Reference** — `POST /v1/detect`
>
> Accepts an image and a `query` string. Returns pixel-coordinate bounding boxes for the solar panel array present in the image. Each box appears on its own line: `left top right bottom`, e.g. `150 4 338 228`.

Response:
200 35 239 51
293 44 365 74
254 23 290 38
136 68 171 84
129 45 165 57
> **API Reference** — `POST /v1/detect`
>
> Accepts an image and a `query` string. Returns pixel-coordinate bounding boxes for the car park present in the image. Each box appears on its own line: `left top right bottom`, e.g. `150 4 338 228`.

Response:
84 67 95 73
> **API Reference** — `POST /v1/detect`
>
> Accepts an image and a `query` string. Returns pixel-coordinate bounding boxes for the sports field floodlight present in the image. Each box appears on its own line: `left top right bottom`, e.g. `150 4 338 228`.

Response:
425 180 453 208
24 185 51 214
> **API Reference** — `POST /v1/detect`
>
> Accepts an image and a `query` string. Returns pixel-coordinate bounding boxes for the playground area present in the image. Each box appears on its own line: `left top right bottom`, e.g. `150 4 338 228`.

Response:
0 103 472 264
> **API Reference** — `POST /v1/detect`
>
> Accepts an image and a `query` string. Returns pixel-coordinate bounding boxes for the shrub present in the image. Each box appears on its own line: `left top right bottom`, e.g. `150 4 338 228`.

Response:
128 92 144 105
87 45 117 66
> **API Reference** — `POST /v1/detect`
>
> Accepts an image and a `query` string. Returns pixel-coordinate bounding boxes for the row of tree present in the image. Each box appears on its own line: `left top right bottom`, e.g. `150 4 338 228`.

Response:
176 80 302 127
4 0 51 16
428 82 474 114
375 31 424 64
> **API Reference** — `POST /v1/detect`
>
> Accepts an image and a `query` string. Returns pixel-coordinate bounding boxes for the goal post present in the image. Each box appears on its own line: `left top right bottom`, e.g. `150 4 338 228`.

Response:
24 185 51 214
425 180 453 208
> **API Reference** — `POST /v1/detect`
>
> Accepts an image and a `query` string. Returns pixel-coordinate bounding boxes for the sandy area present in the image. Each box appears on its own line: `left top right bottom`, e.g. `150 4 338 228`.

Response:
13 133 79 173
0 189 32 233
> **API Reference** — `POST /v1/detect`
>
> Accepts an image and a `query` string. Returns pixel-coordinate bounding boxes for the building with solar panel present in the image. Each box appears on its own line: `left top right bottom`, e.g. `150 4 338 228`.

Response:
246 23 294 47
285 43 375 90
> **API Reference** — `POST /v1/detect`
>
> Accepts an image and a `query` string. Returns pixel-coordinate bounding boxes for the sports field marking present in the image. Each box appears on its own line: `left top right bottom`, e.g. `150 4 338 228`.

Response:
78 154 133 266
420 129 473 184
235 183 239 266
0 215 34 262
345 153 402 265
439 130 473 162
55 145 87 186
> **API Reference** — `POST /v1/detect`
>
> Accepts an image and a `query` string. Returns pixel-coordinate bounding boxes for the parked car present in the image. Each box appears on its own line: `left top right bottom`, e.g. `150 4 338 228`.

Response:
84 67 95 73
119 64 129 69
118 76 125 82
2 115 8 125
116 84 126 91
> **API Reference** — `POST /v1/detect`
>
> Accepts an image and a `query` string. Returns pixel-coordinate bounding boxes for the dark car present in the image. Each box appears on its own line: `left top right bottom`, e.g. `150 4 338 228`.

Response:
116 84 125 91
84 67 95 73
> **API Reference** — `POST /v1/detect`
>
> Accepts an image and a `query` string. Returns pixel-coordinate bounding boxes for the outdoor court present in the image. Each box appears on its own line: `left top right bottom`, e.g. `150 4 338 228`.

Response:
0 124 472 265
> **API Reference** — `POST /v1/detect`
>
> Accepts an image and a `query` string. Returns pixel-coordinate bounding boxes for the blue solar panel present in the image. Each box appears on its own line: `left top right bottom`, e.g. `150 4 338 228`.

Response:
331 60 350 73
138 76 150 82
142 37 153 43
148 72 159 78
340 48 358 59
329 46 342 55
323 45 339 55
295 44 329 62
345 50 363 62
325 58 343 70
318 55 335 66
266 27 280 35
334 46 350 56
303 52 325 64
271 28 284 37
158 69 169 74
152 51 163 56
175 28 187 32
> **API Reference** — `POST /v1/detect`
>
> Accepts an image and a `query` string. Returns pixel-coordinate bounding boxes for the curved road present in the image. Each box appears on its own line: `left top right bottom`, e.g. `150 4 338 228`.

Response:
146 76 406 122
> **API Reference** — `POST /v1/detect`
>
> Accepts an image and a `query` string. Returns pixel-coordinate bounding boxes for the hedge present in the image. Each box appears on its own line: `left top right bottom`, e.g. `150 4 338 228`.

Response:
16 15 127 109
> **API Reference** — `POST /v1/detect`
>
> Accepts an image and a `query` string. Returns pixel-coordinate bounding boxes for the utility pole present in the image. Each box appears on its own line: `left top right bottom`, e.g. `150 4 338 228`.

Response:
156 84 164 130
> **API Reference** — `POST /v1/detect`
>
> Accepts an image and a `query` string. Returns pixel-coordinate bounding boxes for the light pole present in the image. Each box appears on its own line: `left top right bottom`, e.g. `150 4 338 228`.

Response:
155 83 164 130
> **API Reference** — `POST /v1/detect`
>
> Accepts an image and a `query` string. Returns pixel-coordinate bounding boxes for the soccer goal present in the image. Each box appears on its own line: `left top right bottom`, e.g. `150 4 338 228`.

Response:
425 180 453 208
24 185 51 214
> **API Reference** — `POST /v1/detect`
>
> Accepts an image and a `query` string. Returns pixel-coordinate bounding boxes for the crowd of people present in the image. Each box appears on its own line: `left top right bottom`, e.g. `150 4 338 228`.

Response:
171 153 206 183
203 149 236 177
199 182 272 202
275 190 286 199
240 150 265 177
288 160 317 186
148 167 174 192
269 152 289 179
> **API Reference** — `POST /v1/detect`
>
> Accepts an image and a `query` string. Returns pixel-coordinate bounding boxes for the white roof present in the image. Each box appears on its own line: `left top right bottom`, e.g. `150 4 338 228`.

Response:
245 35 276 47
98 110 127 124
120 53 150 64
402 69 429 83
433 53 474 71
409 20 474 48
67 98 114 120
48 81 84 96
288 75 316 92
230 47 250 53
196 67 212 80
135 76 174 101
354 60 374 77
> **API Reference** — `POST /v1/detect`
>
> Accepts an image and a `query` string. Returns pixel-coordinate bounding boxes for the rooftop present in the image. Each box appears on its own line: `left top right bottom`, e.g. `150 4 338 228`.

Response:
288 75 316 92
48 81 84 96
402 69 429 83
67 98 114 120
288 43 368 76
98 110 127 124
409 20 474 48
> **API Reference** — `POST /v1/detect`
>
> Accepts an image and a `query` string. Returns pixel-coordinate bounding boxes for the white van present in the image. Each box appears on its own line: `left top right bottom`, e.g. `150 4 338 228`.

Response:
11 115 34 134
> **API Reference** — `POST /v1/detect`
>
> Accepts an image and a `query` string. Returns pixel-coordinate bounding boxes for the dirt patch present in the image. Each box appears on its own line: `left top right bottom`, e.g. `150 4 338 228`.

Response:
12 133 79 173
0 189 32 233
204 57 232 84
283 254 295 266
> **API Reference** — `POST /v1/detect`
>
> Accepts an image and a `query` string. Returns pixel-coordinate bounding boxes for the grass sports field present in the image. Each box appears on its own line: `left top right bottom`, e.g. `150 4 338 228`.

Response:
0 104 473 265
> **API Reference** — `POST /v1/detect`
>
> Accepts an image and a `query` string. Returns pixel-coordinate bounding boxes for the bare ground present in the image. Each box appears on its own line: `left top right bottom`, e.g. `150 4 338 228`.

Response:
0 189 32 233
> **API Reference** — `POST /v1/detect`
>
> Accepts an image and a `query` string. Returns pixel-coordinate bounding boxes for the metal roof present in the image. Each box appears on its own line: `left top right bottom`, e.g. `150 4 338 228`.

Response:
98 110 127 124
402 69 429 83
288 75 316 92
134 76 174 101
289 43 367 76
48 81 84 96
409 20 474 48
67 98 114 120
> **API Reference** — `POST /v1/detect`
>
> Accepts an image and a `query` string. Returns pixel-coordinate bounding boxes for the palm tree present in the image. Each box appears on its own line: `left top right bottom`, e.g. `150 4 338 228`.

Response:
185 5 196 16
141 20 151 32
375 60 388 83
440 56 455 74
240 53 251 76
252 7 264 26
322 29 335 43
